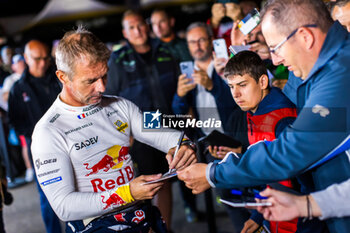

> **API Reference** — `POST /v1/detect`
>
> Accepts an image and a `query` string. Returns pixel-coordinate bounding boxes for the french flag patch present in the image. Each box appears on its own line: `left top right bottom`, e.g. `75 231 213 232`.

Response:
77 113 86 119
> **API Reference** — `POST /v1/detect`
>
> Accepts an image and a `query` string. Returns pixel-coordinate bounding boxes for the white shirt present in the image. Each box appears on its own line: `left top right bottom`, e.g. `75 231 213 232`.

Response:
195 61 224 135
31 95 180 221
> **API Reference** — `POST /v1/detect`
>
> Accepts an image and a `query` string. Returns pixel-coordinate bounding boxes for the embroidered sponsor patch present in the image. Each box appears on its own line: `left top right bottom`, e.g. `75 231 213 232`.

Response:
132 210 145 224
37 169 60 178
49 114 60 123
107 110 118 117
101 193 125 209
35 158 57 170
65 122 93 135
77 107 102 119
84 145 130 177
74 136 99 150
114 120 128 133
41 176 62 186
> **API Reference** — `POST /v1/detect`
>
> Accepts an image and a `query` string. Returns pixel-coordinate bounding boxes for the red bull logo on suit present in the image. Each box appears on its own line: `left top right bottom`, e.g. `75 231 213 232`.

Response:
84 145 129 177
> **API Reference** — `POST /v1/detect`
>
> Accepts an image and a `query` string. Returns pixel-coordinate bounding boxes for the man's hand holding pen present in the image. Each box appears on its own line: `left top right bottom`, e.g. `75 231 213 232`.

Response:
166 138 197 172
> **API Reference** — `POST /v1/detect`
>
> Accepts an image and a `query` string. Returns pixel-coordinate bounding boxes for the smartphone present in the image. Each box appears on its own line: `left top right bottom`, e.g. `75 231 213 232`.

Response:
179 61 194 81
213 39 229 59
238 8 260 35
220 198 272 208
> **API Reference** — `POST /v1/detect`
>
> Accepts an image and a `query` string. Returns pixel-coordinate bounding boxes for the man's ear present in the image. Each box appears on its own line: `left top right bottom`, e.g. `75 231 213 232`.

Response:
56 70 68 84
259 74 269 90
298 27 315 50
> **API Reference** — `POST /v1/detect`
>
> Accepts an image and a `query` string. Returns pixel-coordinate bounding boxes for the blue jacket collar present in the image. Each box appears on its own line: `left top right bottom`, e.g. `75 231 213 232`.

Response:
304 21 348 82
249 87 295 116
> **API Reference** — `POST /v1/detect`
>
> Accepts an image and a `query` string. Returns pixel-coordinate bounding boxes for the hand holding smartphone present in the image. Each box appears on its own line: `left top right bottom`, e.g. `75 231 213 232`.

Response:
213 39 229 60
179 61 194 82
238 8 260 35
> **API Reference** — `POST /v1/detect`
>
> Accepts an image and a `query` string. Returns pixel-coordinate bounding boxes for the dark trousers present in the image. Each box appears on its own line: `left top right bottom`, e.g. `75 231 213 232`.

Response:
66 202 167 233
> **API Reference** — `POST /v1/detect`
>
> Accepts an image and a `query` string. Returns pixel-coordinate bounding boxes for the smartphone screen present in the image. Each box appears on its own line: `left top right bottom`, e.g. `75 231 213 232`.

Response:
238 8 260 35
213 39 229 59
179 61 194 82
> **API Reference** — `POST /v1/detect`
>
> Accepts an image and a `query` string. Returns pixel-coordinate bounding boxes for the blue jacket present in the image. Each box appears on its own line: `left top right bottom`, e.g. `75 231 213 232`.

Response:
209 21 350 233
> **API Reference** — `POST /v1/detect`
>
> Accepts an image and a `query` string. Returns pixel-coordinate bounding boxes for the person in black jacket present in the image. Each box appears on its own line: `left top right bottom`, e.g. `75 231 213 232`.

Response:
105 10 178 231
8 40 62 233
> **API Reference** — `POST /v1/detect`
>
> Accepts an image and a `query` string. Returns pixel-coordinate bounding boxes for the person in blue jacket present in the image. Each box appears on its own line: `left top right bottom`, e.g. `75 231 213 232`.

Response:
178 0 350 232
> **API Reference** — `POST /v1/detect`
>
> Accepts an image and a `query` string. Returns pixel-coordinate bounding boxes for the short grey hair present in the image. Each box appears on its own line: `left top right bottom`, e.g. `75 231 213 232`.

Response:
186 22 213 38
55 25 111 78
261 0 333 36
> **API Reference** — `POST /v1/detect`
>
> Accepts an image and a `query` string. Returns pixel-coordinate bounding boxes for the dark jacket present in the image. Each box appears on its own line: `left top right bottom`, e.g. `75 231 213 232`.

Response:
8 67 61 138
105 39 178 115
172 69 249 148
159 36 192 63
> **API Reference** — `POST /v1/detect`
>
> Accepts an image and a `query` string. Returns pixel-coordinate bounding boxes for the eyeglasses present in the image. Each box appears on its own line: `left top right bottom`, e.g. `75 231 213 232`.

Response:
30 55 51 62
269 24 317 55
187 37 209 46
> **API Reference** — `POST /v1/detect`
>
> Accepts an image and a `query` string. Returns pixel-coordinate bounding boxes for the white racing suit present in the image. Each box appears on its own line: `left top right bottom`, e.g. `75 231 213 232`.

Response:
31 95 180 231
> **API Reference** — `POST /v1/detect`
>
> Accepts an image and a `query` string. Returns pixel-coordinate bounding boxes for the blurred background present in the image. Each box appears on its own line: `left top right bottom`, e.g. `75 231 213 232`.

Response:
0 0 221 49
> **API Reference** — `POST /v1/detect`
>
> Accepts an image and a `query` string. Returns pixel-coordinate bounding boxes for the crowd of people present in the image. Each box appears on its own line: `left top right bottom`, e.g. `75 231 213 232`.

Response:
0 0 349 232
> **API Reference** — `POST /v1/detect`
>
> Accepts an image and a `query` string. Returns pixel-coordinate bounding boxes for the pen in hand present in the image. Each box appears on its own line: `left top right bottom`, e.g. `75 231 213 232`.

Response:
164 131 185 176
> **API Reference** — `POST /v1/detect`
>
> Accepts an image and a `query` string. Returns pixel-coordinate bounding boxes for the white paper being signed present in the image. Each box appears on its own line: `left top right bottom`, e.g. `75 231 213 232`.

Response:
143 171 177 185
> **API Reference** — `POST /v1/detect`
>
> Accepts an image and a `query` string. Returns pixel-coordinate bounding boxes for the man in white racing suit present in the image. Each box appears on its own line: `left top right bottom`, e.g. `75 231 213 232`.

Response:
31 27 196 233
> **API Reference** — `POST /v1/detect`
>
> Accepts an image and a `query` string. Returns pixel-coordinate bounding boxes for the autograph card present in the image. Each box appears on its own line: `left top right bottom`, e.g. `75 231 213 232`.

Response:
143 171 177 185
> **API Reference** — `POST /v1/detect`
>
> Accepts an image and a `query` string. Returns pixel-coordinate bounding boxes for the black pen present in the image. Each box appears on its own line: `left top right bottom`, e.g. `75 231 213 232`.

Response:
164 131 185 175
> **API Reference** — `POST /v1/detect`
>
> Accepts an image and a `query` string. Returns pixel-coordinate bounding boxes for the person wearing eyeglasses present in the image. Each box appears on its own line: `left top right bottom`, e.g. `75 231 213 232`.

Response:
173 22 243 138
172 22 251 232
7 40 62 233
178 0 350 232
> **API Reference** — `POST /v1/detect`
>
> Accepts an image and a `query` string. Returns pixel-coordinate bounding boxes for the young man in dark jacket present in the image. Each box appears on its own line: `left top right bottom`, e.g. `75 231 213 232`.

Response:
219 51 297 233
